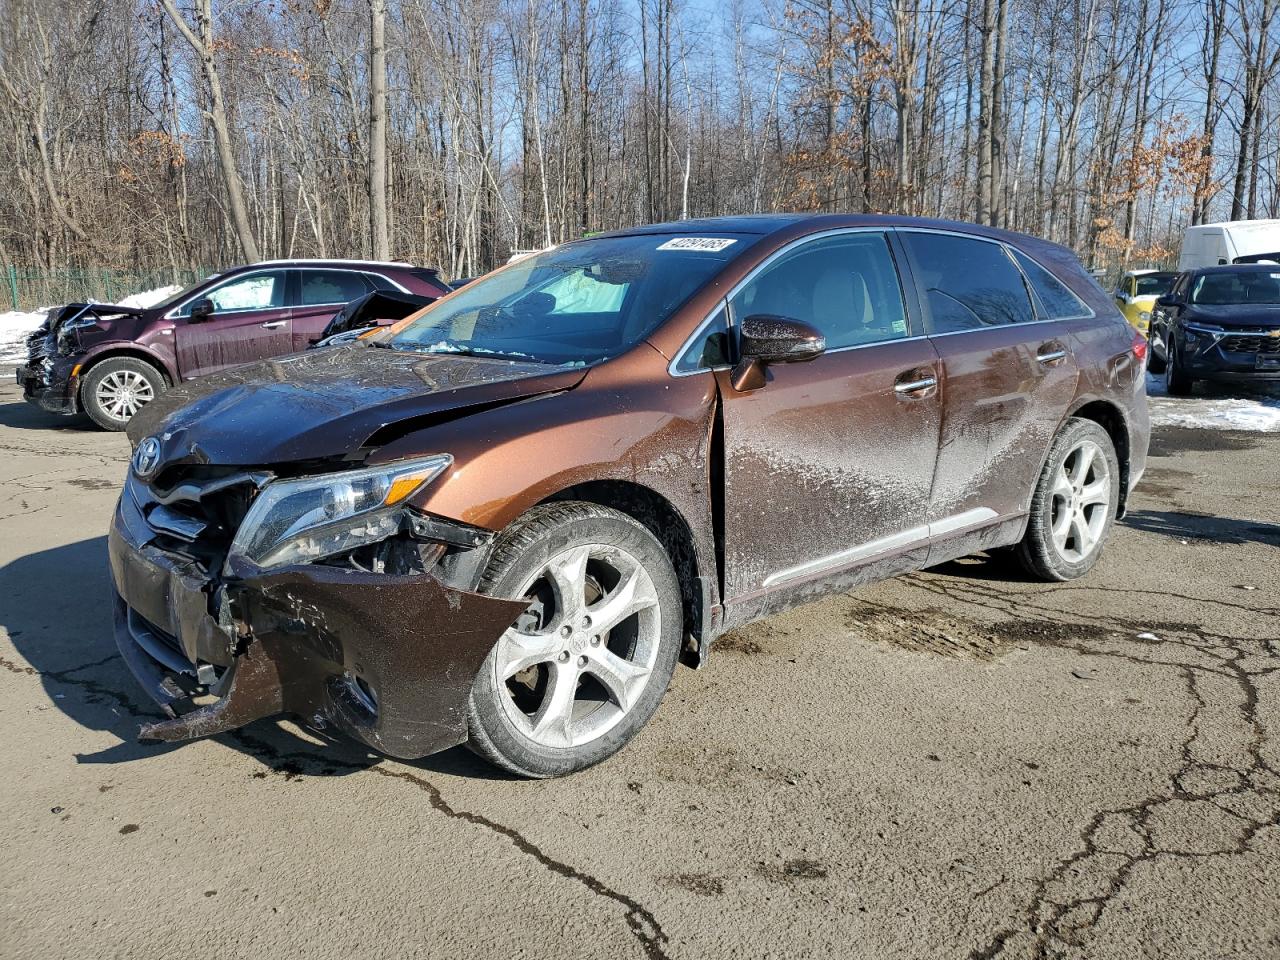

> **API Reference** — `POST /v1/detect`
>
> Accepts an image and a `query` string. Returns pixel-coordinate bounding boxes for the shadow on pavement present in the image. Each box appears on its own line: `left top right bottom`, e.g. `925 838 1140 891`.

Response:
0 534 509 779
1122 509 1280 547
0 398 94 432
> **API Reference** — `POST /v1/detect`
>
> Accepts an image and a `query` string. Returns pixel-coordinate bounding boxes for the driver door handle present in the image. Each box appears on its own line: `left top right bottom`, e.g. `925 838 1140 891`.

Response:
1036 342 1068 365
894 369 938 397
261 320 287 329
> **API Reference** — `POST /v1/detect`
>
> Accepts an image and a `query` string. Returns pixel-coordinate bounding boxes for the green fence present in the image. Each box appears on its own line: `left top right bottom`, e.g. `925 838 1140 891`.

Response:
4 266 214 312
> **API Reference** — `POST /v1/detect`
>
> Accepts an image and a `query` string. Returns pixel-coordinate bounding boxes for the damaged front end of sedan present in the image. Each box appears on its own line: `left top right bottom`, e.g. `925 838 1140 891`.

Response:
110 451 528 758
105 344 594 759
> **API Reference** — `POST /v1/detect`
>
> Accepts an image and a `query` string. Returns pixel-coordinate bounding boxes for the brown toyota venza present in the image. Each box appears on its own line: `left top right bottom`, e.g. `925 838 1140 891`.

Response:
111 215 1150 777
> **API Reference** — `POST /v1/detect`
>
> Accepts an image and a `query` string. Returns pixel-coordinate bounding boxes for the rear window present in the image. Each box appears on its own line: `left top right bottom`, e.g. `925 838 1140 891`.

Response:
1010 249 1092 320
299 270 372 305
901 232 1035 332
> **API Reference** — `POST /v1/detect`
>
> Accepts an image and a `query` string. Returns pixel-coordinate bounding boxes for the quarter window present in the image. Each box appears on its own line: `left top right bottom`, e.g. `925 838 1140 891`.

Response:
901 232 1035 332
729 232 908 349
673 304 731 374
180 271 286 316
299 270 372 306
1010 249 1091 320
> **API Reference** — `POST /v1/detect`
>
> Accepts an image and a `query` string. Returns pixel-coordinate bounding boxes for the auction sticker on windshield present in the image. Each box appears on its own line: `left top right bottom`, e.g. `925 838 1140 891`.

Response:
656 237 738 252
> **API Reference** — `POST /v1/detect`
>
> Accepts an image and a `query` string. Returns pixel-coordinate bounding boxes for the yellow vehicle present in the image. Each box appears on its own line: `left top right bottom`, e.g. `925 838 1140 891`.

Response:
1113 269 1178 334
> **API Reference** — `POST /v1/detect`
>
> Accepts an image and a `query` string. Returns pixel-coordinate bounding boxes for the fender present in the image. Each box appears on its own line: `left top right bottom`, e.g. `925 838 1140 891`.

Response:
76 340 179 386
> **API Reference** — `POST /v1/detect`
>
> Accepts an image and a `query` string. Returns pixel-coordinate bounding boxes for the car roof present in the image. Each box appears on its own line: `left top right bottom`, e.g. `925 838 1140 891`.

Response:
590 213 1050 245
1191 263 1280 275
225 258 430 272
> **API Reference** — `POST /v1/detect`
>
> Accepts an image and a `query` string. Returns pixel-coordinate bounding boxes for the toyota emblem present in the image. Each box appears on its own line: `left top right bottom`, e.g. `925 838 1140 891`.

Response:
132 437 161 480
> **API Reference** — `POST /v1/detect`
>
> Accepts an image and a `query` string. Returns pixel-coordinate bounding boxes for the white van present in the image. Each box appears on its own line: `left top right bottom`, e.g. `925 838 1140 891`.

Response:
1178 219 1280 270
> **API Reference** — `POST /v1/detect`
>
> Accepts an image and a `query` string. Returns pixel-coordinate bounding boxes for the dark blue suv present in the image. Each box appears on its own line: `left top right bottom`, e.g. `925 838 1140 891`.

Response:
1149 264 1280 393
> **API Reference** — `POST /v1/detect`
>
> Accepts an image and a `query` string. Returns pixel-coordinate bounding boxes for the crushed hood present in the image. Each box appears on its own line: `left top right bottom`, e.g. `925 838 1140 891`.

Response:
126 344 586 467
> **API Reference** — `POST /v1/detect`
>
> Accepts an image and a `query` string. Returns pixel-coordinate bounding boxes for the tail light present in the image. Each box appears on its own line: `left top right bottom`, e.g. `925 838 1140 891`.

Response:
1130 329 1148 364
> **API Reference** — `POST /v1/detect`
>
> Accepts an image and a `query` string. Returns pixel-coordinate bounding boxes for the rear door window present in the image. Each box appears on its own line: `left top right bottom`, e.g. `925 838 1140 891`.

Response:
299 270 373 306
729 231 909 349
900 232 1035 333
1009 249 1091 320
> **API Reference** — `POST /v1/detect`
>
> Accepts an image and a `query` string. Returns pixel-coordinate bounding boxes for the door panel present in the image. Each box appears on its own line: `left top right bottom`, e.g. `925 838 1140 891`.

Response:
173 270 293 379
925 324 1078 526
718 338 943 605
717 230 942 609
895 230 1080 531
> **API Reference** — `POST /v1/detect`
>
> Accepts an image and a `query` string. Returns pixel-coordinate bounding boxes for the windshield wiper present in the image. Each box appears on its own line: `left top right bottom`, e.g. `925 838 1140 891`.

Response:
391 342 548 363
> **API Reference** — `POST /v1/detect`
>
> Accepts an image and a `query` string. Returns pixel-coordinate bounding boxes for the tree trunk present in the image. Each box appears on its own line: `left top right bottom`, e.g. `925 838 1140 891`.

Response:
369 0 390 260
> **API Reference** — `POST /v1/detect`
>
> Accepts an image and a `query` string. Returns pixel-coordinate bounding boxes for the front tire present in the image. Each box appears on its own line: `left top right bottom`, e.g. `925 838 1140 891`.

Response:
1147 331 1167 374
1015 418 1120 582
81 357 165 430
1166 340 1194 395
466 502 683 778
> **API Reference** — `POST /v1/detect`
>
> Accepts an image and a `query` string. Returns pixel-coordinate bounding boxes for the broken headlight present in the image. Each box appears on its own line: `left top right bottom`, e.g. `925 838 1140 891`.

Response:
56 315 97 354
228 455 452 569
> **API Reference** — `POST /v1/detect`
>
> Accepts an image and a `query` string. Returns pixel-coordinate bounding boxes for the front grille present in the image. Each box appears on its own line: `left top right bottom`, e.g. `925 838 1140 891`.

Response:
1219 334 1280 354
1218 335 1269 355
128 467 266 566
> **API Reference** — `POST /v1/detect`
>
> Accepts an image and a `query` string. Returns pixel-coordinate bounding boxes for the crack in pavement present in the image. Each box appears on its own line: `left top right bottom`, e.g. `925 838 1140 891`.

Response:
881 575 1279 959
0 651 672 960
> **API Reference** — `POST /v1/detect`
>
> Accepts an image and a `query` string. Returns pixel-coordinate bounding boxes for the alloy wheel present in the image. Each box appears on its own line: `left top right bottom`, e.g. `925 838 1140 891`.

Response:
94 369 155 421
1049 439 1111 564
494 543 662 749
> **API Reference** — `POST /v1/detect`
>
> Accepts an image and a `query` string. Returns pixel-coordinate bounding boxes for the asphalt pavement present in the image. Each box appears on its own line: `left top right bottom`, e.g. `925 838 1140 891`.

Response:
2 379 1277 960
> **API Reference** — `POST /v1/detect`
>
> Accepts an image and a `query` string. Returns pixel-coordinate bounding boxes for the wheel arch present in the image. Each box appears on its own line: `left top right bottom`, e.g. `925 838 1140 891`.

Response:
77 346 175 396
540 479 713 667
1065 398 1131 517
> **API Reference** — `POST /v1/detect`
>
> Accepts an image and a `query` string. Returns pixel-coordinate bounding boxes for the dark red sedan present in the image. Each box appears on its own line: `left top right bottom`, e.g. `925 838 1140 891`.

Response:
16 259 448 429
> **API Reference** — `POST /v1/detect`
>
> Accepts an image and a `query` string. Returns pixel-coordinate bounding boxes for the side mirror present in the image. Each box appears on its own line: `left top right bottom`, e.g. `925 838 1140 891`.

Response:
731 314 825 391
1155 295 1178 309
739 314 826 363
189 298 214 321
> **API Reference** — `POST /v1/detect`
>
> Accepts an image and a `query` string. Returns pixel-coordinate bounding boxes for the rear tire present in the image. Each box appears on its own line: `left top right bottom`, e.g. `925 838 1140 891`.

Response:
1146 336 1166 374
465 502 683 778
81 357 166 431
1014 418 1120 582
1165 341 1194 395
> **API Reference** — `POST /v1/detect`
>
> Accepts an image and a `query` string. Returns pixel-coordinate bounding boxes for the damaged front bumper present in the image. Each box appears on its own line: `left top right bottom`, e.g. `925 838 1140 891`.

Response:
108 491 525 759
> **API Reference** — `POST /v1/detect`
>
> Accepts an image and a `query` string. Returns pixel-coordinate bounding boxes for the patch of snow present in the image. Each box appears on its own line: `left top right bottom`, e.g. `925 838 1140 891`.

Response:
0 284 180 367
116 284 181 310
1146 372 1280 432
0 307 53 364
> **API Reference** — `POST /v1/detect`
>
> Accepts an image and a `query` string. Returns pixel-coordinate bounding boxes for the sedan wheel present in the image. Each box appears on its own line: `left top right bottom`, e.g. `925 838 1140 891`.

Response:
95 370 155 421
1048 439 1111 564
81 357 167 431
1014 417 1120 581
495 543 662 749
467 502 682 777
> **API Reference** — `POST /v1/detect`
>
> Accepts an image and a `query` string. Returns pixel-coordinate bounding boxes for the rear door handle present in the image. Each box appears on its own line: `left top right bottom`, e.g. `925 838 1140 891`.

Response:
894 370 938 397
1036 342 1067 365
261 320 287 329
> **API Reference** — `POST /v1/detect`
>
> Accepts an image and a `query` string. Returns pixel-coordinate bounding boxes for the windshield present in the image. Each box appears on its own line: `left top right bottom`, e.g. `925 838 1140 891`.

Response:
389 233 754 364
1190 270 1280 305
151 274 221 311
1134 273 1175 297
